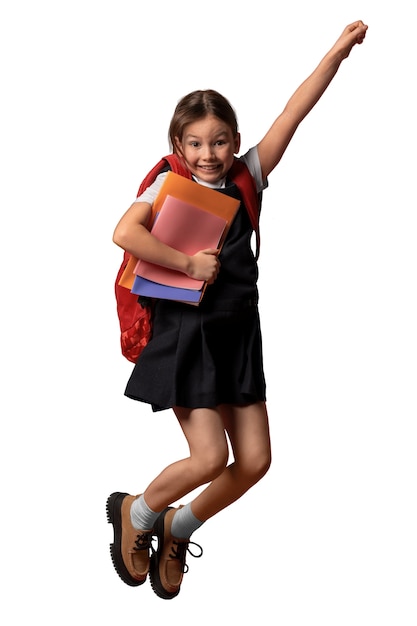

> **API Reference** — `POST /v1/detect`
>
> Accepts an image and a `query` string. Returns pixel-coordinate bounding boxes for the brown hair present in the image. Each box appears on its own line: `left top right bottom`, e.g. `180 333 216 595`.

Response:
168 89 238 153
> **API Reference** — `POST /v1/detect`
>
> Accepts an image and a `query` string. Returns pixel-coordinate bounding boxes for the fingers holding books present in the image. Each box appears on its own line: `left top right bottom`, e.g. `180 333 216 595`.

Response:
188 249 220 284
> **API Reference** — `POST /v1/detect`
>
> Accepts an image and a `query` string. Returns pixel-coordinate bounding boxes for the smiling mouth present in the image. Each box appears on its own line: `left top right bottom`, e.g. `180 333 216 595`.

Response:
198 164 220 171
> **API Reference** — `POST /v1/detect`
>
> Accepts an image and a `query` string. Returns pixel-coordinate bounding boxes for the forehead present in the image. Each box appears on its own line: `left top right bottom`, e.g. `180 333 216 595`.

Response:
183 115 232 138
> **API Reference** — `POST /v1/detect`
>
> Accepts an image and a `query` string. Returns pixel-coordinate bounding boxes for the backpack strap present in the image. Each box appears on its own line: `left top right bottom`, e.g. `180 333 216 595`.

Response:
229 158 261 259
136 154 192 197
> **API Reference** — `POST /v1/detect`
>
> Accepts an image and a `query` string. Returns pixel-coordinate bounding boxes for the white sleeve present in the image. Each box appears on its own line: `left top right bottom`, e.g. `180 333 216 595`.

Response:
134 172 169 204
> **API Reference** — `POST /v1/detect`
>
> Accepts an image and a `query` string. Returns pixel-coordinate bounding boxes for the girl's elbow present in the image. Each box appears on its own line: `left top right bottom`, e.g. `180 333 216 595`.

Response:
113 225 128 249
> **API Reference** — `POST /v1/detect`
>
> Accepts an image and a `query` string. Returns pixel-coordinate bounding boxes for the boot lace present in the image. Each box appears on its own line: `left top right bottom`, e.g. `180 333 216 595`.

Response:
133 531 153 553
169 539 203 573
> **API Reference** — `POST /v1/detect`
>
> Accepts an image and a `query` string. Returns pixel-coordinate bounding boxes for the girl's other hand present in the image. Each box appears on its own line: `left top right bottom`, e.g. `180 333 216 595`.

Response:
335 20 368 60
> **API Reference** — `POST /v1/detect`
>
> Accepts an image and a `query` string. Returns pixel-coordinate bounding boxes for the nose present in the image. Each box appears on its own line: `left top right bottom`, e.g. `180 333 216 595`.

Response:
201 144 215 160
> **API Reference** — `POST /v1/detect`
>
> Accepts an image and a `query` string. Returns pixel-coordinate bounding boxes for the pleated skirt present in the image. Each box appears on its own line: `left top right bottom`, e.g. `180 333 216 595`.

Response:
124 298 266 412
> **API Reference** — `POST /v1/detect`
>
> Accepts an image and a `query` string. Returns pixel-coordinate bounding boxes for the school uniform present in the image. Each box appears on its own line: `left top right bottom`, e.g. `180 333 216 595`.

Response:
124 147 268 412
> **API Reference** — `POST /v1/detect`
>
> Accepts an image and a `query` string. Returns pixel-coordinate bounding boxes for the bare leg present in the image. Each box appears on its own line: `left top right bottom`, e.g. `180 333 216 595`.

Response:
143 406 229 512
189 402 272 521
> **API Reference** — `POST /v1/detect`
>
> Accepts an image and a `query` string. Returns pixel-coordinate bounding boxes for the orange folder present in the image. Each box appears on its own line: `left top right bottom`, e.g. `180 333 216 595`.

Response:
118 254 139 289
119 171 241 290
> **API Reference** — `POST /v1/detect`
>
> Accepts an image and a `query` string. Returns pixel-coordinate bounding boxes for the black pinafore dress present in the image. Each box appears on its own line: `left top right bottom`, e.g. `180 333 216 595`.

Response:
124 179 266 412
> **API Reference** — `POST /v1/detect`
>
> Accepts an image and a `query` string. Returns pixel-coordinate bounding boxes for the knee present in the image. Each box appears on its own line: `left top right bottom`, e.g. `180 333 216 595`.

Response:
195 447 229 484
252 451 272 482
241 448 272 485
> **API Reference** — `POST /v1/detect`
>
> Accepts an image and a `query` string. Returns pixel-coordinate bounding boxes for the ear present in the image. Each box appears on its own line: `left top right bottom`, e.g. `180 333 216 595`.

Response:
234 132 241 154
174 136 184 156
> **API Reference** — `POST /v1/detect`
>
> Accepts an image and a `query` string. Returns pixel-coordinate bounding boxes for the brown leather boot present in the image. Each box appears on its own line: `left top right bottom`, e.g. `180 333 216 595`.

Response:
106 492 153 586
149 507 203 599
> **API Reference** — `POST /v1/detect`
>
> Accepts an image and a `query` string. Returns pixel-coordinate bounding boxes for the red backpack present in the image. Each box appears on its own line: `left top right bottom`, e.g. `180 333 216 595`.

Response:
115 154 261 363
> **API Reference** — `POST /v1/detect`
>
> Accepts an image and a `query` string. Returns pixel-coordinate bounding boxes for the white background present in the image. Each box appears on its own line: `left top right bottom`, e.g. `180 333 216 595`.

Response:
1 1 416 624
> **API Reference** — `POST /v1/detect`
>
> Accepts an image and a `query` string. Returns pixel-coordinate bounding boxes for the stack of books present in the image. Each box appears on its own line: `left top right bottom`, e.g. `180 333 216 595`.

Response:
118 171 241 305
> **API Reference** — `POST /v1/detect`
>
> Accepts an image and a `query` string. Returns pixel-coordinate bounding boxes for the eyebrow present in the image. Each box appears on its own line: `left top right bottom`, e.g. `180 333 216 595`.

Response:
184 130 229 140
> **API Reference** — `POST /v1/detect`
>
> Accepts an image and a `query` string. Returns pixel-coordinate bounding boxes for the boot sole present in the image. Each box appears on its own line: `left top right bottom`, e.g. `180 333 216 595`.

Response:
106 491 146 587
149 507 179 600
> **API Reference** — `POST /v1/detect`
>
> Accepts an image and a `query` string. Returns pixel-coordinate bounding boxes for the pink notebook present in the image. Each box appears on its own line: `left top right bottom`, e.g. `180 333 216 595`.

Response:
134 194 227 290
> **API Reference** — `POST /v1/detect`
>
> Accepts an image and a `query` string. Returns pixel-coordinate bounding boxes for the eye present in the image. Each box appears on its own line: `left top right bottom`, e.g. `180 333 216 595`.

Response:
215 139 226 146
189 141 200 148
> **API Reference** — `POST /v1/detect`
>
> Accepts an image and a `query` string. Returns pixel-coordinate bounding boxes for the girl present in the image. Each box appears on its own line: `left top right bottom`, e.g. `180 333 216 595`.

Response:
107 20 368 600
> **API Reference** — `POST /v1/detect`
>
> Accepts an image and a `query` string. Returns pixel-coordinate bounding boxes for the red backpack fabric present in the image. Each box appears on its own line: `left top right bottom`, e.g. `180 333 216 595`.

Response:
115 154 261 363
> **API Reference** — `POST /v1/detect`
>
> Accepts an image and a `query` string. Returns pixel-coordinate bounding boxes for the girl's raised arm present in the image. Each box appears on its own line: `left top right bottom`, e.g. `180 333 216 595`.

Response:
257 20 368 180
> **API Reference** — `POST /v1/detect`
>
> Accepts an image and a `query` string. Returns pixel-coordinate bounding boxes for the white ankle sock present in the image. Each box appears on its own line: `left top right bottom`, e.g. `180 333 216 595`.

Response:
130 494 159 531
171 502 204 539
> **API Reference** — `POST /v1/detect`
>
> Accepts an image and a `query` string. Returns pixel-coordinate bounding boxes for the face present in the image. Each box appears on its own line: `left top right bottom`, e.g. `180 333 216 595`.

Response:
175 115 241 184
